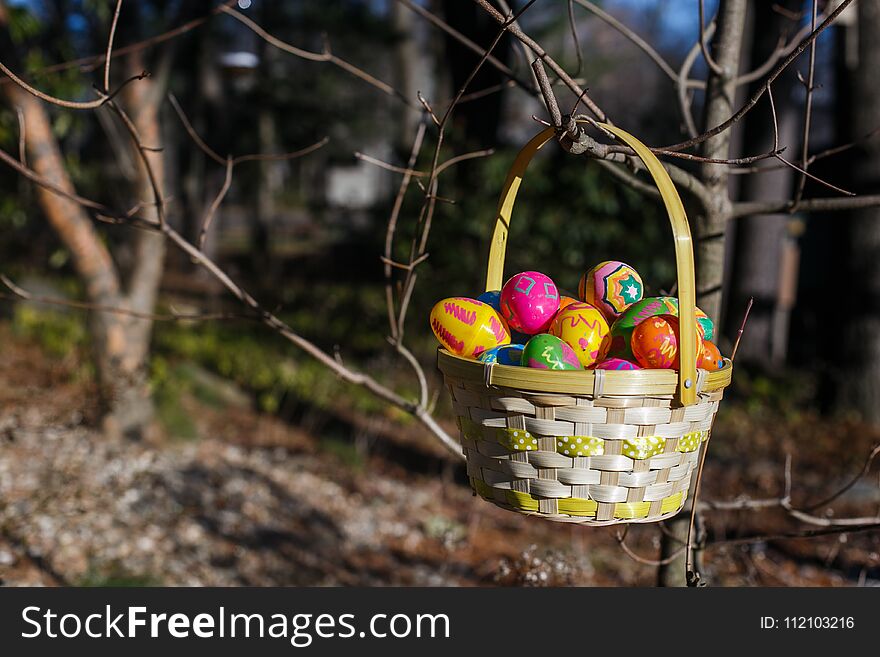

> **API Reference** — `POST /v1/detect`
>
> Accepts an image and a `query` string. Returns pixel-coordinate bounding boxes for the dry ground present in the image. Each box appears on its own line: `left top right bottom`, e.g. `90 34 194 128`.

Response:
1 325 878 587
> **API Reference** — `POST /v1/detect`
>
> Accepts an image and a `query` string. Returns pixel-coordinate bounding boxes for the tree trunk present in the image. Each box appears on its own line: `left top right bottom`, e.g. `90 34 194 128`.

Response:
724 0 801 364
842 0 880 423
1 7 165 439
657 0 748 587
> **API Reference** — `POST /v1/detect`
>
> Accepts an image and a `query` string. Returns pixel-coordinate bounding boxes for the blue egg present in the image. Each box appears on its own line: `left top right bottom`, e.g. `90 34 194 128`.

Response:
477 290 502 312
478 343 525 366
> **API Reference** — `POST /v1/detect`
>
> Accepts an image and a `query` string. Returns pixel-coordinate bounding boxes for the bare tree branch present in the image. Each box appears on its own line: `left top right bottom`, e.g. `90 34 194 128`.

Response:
219 4 417 107
103 0 123 92
661 0 854 154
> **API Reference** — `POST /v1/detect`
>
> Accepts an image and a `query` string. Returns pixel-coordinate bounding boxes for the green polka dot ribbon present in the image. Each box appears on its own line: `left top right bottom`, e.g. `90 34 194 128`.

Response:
621 436 666 459
677 431 704 453
501 428 539 452
555 436 605 457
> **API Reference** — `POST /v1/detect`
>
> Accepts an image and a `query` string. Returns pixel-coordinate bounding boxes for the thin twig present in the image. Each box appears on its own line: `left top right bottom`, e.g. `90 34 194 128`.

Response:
567 0 583 77
167 92 225 165
199 156 233 249
0 63 148 110
20 1 238 77
677 22 713 139
572 0 696 88
219 4 416 107
103 0 124 92
803 444 880 512
384 120 426 340
790 0 819 210
662 0 854 154
730 296 753 360
698 0 724 75
0 274 246 322
615 527 686 566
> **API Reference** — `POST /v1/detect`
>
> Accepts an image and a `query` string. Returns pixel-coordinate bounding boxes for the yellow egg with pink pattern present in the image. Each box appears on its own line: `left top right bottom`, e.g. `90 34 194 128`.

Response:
430 297 510 358
500 271 560 334
579 260 644 321
549 302 611 368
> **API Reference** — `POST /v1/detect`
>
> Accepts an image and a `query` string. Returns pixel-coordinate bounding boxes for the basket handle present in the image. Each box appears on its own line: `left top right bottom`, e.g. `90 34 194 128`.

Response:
485 123 698 406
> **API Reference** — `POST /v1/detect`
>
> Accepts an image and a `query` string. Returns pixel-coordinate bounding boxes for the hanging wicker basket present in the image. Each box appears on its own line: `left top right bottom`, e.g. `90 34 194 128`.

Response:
437 123 733 525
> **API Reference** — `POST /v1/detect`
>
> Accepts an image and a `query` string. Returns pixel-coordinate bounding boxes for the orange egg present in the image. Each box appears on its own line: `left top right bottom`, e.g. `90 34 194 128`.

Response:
630 314 703 369
697 340 724 371
559 295 580 311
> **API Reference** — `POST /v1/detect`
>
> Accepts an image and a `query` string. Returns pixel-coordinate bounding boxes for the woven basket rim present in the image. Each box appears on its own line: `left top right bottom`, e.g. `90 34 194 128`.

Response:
438 348 733 397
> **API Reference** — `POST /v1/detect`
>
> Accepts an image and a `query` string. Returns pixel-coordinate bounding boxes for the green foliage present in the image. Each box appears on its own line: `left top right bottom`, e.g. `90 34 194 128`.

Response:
11 304 88 357
151 357 200 441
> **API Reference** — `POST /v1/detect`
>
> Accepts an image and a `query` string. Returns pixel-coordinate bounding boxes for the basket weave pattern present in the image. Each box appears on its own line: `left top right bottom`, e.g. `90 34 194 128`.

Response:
446 374 724 524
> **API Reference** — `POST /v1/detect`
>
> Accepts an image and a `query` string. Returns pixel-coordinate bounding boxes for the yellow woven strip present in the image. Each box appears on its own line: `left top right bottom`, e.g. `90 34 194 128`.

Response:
613 491 685 519
505 489 540 512
555 435 605 457
557 497 599 516
701 429 711 442
621 436 666 460
661 491 685 513
471 477 493 500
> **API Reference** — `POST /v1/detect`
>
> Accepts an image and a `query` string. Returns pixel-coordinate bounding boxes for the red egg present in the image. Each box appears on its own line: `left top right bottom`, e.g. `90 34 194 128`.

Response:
697 340 724 371
630 314 703 369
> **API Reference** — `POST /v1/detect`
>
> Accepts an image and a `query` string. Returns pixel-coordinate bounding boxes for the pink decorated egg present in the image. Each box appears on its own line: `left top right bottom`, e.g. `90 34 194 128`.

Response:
500 271 560 334
595 357 641 371
429 297 510 358
578 260 644 321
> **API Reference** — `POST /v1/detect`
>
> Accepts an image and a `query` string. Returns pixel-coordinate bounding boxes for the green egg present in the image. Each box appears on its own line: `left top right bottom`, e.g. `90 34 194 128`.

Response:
521 334 582 370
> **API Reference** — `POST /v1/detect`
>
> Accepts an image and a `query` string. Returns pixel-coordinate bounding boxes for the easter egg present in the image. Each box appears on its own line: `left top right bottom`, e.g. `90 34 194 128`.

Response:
607 296 679 360
477 290 502 312
695 306 715 341
478 343 525 366
500 271 560 335
631 314 702 369
430 297 510 358
521 334 581 370
578 261 644 321
697 340 724 371
549 302 611 368
595 357 641 371
559 295 579 311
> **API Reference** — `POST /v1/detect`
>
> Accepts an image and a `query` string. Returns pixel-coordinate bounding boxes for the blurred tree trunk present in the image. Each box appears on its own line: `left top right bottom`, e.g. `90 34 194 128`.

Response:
392 0 420 150
439 0 510 148
724 0 801 364
658 0 748 587
0 4 167 439
841 0 880 422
